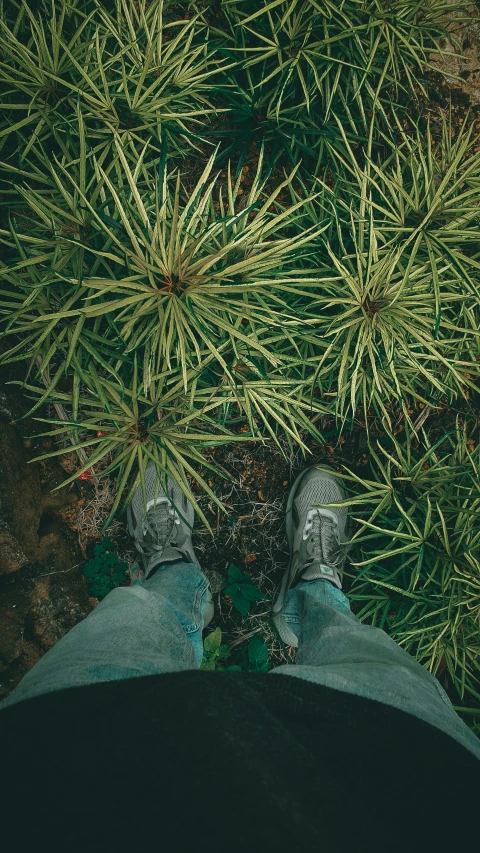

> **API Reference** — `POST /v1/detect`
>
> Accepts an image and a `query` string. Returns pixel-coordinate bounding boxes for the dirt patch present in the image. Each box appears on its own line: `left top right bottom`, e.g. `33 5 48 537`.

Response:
0 366 94 699
429 1 480 102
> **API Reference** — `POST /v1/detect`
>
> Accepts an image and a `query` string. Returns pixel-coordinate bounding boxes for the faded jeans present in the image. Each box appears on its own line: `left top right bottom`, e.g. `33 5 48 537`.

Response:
2 560 480 760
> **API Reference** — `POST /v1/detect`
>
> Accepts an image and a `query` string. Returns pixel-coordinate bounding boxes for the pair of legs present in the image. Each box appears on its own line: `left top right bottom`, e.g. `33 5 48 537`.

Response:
2 556 480 759
2 462 479 760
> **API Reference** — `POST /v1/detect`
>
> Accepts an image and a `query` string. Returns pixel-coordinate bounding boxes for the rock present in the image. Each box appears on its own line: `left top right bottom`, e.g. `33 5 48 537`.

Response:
26 575 91 652
0 639 42 699
205 569 225 594
0 521 29 575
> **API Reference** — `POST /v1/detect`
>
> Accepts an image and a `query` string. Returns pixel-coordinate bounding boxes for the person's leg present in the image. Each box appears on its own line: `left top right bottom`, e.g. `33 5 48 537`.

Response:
1 462 213 710
271 465 480 760
272 578 480 759
1 561 212 709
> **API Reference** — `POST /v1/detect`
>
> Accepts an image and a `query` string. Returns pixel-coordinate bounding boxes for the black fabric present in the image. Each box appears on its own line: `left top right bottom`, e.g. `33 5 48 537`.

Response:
1 671 479 852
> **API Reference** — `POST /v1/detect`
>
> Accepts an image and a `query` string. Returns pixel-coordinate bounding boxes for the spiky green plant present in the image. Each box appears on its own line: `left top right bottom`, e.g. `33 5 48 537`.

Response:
199 0 469 186
330 422 480 705
24 361 257 527
0 115 127 406
0 123 335 475
218 0 467 116
302 238 480 423
0 0 227 164
196 361 327 453
203 0 374 171
274 110 480 424
288 230 480 425
1 137 330 387
332 107 480 298
74 0 229 157
0 0 94 159
201 64 367 174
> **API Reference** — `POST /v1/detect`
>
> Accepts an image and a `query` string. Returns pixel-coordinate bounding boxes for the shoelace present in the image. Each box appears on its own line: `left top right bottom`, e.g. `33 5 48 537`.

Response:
137 499 180 556
303 510 343 570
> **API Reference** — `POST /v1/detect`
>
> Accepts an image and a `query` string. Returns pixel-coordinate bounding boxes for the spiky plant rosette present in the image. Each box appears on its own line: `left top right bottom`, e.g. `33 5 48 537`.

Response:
0 116 129 407
198 6 370 173
200 65 368 175
25 361 258 528
0 0 227 165
5 137 330 385
0 0 93 160
277 111 480 424
301 237 480 423
332 108 480 300
329 423 480 705
71 0 229 158
208 0 466 120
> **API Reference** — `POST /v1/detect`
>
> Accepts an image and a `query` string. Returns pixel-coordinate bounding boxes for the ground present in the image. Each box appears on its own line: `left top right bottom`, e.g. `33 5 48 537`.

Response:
1 1 480 699
0 365 94 697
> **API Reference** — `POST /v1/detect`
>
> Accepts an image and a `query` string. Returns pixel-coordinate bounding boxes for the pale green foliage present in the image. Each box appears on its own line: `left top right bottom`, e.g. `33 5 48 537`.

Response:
23 361 257 527
0 0 226 159
285 111 480 423
200 627 230 670
332 423 480 703
209 0 466 119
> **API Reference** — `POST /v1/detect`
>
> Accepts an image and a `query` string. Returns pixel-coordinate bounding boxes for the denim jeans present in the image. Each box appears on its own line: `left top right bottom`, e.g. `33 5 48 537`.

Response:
2 561 480 760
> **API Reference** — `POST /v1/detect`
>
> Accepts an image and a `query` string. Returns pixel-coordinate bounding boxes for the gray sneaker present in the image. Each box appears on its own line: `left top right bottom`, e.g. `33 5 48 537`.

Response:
127 461 200 578
272 465 352 646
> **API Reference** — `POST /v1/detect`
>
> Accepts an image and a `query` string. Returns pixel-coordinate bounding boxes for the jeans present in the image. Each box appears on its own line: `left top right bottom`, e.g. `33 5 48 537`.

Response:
2 561 480 760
